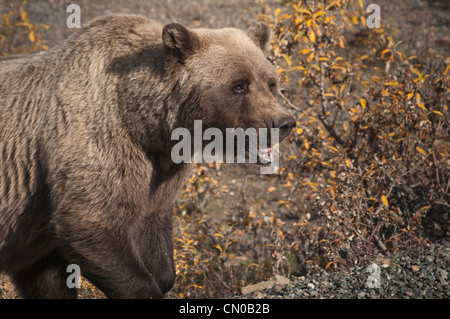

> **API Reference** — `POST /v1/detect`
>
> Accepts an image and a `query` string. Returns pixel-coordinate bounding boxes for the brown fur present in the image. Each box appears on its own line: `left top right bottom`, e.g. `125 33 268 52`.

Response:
0 14 294 298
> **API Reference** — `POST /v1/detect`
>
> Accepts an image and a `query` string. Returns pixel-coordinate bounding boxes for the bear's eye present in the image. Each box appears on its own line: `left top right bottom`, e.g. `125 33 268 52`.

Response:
233 84 247 95
269 82 277 91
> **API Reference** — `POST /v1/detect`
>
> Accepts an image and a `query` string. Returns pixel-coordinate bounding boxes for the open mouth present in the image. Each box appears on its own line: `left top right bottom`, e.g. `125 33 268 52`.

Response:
245 136 273 165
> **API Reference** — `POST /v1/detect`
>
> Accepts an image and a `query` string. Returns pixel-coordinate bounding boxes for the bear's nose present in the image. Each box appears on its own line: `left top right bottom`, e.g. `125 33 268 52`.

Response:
277 116 296 130
274 116 296 140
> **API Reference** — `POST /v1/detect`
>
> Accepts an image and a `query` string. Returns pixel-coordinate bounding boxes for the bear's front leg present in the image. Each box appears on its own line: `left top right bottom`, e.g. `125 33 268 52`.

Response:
134 208 176 295
53 207 169 299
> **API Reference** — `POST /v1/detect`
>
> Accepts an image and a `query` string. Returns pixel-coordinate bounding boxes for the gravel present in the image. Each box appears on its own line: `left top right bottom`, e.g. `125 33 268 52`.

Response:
233 240 449 299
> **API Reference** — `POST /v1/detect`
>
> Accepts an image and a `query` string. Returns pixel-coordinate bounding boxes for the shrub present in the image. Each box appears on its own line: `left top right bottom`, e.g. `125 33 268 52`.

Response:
0 0 49 55
258 0 449 270
170 0 449 297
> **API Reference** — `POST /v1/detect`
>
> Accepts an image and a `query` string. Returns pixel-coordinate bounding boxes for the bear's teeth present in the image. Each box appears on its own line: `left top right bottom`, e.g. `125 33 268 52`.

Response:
258 147 272 163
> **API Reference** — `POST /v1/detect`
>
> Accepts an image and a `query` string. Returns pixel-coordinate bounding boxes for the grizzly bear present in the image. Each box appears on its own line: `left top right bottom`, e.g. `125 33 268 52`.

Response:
0 14 295 298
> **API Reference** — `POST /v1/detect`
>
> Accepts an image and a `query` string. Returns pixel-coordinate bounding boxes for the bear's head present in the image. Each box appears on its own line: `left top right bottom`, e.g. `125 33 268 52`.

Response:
162 22 296 165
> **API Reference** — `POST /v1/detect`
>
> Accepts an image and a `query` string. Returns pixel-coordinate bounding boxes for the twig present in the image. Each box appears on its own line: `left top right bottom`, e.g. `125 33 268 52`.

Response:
237 174 248 207
374 234 387 253
278 90 302 112
433 201 450 209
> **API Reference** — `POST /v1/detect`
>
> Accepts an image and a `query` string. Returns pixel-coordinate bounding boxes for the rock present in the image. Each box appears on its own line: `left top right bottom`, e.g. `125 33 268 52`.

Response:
241 279 275 295
375 257 393 268
275 275 290 285
241 275 290 295
272 284 283 293
252 291 264 299
307 283 315 290
437 268 448 280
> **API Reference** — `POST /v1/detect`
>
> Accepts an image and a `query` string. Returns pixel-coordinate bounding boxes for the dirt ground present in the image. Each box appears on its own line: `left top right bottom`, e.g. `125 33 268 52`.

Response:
6 0 265 47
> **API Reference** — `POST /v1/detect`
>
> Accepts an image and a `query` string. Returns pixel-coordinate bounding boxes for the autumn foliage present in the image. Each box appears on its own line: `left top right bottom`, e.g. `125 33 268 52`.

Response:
0 1 49 55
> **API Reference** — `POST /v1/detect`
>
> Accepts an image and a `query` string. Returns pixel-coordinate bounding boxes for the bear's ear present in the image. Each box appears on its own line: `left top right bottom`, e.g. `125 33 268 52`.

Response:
162 23 200 60
246 23 273 52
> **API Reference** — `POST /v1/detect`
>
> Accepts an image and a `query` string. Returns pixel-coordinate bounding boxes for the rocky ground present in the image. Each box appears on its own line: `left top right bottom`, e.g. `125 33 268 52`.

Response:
234 240 449 299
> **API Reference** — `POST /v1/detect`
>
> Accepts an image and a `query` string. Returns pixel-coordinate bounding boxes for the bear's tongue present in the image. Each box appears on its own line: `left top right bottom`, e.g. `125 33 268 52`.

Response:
257 147 273 163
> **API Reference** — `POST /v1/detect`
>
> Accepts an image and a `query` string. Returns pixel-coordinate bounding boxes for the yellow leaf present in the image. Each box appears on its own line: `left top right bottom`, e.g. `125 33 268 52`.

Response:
304 138 310 150
345 158 352 167
360 98 366 109
286 155 298 161
381 195 389 207
280 13 292 21
272 45 280 57
309 30 316 43
275 8 282 17
325 261 334 270
307 52 315 63
432 111 445 117
3 13 10 27
407 92 414 100
268 186 276 192
327 146 338 153
340 82 346 95
411 68 422 77
295 7 311 15
28 31 35 43
343 122 348 131
20 8 28 22
281 181 293 187
292 66 305 71
313 11 326 19
281 54 292 66
417 103 427 111
299 48 311 55
326 2 338 11
215 245 223 252
358 0 364 10
331 65 346 71
444 65 450 76
416 146 426 156
321 161 333 167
